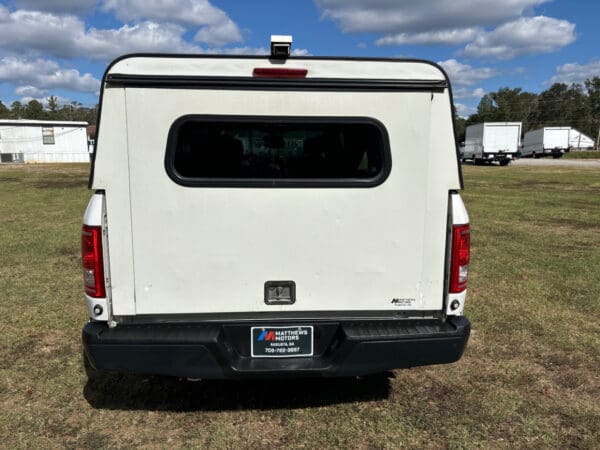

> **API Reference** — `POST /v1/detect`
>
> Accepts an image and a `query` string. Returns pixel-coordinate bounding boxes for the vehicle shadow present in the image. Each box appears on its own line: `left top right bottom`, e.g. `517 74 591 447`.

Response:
83 372 392 411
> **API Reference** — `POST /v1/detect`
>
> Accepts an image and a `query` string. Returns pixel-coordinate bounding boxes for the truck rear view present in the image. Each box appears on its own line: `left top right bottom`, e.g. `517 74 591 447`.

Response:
461 122 522 165
82 38 471 379
522 127 570 158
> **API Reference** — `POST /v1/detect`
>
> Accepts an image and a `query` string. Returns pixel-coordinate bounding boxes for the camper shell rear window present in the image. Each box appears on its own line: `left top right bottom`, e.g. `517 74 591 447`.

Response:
165 116 391 187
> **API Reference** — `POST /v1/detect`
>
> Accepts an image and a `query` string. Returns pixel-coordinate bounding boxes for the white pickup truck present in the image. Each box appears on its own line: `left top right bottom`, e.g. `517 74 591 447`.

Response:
81 37 471 379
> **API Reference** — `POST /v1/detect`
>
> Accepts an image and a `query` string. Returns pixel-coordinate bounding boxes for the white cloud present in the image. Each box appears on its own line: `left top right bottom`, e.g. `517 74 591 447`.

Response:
101 0 242 46
316 0 550 47
0 7 201 60
292 48 311 57
316 0 548 33
0 56 100 94
0 7 86 58
547 60 600 85
194 21 242 47
438 59 497 86
453 87 486 100
15 0 98 14
463 16 576 60
317 1 574 60
102 0 227 26
81 22 200 59
0 5 306 64
377 28 480 46
15 85 47 97
455 102 476 117
439 60 491 116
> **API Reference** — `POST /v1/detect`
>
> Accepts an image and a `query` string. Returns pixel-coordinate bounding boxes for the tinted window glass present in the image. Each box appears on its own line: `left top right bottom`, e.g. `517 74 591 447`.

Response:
167 116 390 186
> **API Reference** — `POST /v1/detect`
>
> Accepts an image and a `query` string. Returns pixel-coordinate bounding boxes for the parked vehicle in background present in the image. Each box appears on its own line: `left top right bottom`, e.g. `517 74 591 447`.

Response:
522 127 570 158
81 36 471 380
569 128 595 150
460 122 522 166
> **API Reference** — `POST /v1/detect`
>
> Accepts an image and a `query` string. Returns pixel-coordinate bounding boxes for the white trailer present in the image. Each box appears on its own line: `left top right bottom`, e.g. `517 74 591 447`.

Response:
0 119 89 163
522 127 570 158
569 128 595 150
461 122 521 166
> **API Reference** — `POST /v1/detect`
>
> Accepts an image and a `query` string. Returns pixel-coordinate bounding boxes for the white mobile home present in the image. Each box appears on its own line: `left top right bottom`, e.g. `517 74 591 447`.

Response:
461 122 522 165
0 119 89 163
522 127 570 158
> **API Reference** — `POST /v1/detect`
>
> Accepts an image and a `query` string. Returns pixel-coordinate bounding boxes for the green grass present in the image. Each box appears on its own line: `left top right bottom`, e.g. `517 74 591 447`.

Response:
1 163 599 448
564 150 600 159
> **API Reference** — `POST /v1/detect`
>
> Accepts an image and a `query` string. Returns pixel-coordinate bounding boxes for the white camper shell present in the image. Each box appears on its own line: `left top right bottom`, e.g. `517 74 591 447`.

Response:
522 127 570 158
82 43 471 379
461 122 522 166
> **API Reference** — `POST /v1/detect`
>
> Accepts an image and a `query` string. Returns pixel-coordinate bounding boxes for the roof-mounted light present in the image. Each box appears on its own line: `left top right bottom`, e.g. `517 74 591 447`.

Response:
270 35 292 59
252 68 308 78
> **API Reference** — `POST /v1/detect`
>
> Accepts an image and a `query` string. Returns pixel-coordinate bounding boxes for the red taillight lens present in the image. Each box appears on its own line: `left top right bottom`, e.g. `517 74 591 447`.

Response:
81 225 105 298
252 68 308 78
449 224 470 293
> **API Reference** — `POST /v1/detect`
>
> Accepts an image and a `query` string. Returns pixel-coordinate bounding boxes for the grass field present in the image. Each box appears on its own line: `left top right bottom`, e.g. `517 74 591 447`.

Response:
564 150 600 159
1 163 599 448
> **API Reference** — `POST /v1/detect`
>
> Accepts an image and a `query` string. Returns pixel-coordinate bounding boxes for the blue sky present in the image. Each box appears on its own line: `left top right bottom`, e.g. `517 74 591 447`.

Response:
0 0 598 116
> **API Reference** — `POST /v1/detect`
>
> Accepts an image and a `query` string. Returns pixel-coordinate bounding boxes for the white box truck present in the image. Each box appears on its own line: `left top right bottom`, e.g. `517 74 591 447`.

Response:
522 127 571 158
461 122 522 166
81 37 471 380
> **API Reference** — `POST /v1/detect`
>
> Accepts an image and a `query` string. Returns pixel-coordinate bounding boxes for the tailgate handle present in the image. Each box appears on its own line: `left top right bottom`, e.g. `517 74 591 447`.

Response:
264 281 296 305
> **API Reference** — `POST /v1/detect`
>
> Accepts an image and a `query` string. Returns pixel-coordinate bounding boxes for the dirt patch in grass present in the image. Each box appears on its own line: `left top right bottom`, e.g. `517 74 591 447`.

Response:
2 330 74 367
0 177 23 183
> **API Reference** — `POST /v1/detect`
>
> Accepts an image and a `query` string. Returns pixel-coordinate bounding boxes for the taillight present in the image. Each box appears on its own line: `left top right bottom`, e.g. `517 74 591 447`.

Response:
449 224 470 293
81 225 105 298
252 68 308 78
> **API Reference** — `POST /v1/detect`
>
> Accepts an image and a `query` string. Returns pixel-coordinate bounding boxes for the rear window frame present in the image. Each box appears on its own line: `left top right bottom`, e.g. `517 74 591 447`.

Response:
164 115 392 188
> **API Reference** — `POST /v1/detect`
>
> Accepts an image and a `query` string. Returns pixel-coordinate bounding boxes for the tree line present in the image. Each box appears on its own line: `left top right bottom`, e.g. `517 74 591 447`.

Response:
0 96 98 124
455 77 600 145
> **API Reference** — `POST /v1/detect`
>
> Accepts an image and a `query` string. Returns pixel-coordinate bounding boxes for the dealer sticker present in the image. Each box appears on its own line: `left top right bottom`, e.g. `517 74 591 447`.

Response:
251 326 313 358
